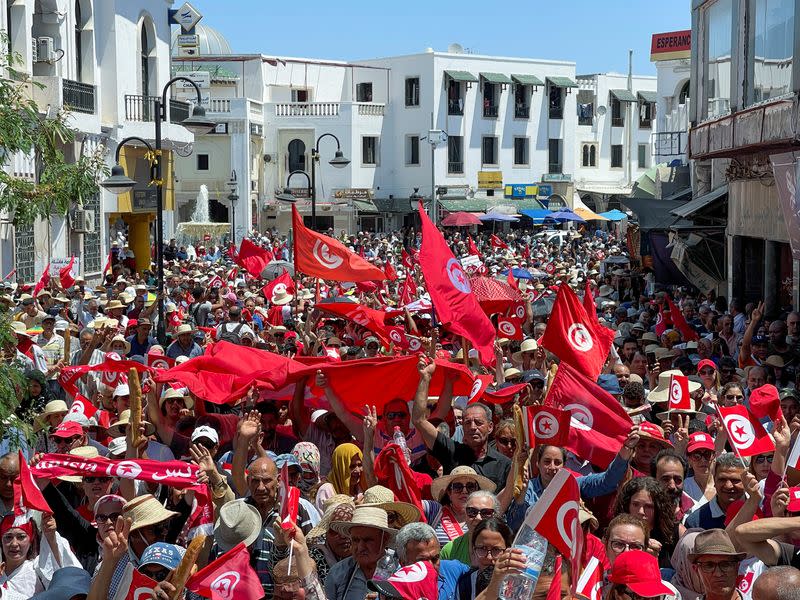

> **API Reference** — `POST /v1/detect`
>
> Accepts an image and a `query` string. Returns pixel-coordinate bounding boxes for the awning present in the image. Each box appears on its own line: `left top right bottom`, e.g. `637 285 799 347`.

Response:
623 197 692 230
546 76 578 89
353 199 378 213
444 70 478 83
610 89 638 103
439 198 488 212
520 208 553 222
638 90 658 103
372 198 412 213
670 185 728 218
511 74 544 86
480 72 512 84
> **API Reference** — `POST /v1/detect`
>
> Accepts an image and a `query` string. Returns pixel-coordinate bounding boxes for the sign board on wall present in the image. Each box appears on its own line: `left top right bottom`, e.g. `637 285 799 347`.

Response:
478 171 503 189
174 71 210 107
333 188 373 200
504 184 537 198
650 30 691 61
50 257 80 274
536 184 553 198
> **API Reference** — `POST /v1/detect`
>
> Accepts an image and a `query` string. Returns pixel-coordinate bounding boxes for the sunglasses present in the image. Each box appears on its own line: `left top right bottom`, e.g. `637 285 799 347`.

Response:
754 455 774 464
530 381 545 389
385 412 408 420
94 512 122 525
496 437 516 447
465 507 495 519
84 476 111 484
448 481 480 494
699 369 716 376
725 394 744 401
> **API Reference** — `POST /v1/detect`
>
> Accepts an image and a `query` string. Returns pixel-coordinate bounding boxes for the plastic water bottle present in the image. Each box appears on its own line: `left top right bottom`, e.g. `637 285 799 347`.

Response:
373 548 399 581
393 426 412 465
498 528 548 600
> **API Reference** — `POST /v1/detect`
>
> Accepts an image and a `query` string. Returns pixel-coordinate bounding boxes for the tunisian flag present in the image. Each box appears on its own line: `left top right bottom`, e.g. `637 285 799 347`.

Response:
235 238 273 278
59 256 78 289
292 205 386 282
718 404 775 458
33 265 50 297
186 543 262 600
545 362 632 468
468 236 482 258
666 294 699 341
418 205 495 366
523 406 571 448
384 261 398 281
316 301 390 343
399 275 418 306
583 281 599 327
14 450 52 519
374 443 426 523
540 284 614 380
262 269 295 301
490 234 508 250
668 374 692 411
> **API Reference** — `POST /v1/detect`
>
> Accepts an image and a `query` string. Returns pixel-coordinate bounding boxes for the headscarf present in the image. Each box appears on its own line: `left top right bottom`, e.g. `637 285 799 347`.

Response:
670 528 705 600
292 441 321 494
328 443 362 496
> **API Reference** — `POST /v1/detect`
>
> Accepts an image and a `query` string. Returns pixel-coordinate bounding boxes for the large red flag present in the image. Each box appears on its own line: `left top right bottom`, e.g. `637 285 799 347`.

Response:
468 236 482 258
490 234 509 250
523 406 571 448
666 294 699 341
719 404 775 458
262 269 295 301
235 239 273 278
316 301 390 343
384 261 398 281
14 450 52 518
668 374 692 411
545 362 632 468
186 543 262 600
417 205 495 366
374 443 426 523
399 276 418 306
59 256 77 289
540 284 614 380
583 281 599 328
520 469 581 559
292 205 386 282
506 269 520 292
33 265 50 297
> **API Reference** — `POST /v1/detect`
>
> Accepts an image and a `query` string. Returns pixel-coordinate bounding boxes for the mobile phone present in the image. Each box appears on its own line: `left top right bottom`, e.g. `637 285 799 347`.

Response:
646 351 656 367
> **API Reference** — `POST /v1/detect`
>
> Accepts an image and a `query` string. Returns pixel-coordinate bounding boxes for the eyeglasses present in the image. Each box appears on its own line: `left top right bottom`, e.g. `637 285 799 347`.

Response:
473 546 505 558
165 396 185 405
385 412 409 420
53 435 81 445
448 482 480 494
724 394 744 401
609 540 645 553
84 476 111 484
699 369 716 376
689 450 714 461
465 507 495 519
140 566 170 581
496 437 516 447
755 455 774 464
695 560 739 574
94 512 122 524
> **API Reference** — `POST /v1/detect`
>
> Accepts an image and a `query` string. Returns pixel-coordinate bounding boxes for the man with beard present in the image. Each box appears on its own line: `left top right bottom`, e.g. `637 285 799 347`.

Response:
652 450 695 521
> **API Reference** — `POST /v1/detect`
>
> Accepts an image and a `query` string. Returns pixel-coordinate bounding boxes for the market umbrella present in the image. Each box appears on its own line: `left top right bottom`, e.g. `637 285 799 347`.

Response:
261 260 295 279
501 268 534 280
468 275 523 316
479 212 519 222
598 209 628 221
573 207 609 221
441 212 482 226
519 208 553 223
546 209 586 223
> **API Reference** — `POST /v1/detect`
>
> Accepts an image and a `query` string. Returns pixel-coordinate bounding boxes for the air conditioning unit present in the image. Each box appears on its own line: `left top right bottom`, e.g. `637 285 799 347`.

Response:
35 37 55 63
72 209 95 233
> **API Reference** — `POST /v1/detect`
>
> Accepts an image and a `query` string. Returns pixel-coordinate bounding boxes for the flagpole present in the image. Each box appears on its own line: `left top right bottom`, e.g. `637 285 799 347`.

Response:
462 336 470 367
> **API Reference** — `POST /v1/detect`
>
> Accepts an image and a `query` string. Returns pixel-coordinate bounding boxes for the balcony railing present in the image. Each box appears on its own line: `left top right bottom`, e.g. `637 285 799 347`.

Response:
448 99 464 115
357 103 385 116
653 131 687 157
448 161 464 174
515 104 530 119
124 94 191 124
62 79 95 114
275 102 340 117
548 162 563 175
483 105 498 118
209 98 231 113
612 116 625 127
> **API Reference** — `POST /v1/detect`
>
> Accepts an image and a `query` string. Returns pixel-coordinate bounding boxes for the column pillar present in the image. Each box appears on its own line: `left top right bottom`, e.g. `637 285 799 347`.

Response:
123 213 155 274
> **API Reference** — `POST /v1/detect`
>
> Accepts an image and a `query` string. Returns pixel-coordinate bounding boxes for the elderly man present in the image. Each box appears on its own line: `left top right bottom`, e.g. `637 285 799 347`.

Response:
395 522 471 600
441 490 500 565
165 323 203 360
413 359 510 488
325 505 397 600
685 453 745 530
126 317 156 357
689 529 746 600
0 452 19 515
751 566 800 600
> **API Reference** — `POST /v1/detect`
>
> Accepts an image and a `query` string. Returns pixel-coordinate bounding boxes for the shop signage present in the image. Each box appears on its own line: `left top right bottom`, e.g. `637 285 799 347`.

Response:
50 257 80 273
478 171 503 189
333 188 372 200
650 30 691 61
289 187 311 199
536 184 553 198
174 71 210 106
504 184 537 198
169 2 203 32
132 189 157 212
440 185 470 198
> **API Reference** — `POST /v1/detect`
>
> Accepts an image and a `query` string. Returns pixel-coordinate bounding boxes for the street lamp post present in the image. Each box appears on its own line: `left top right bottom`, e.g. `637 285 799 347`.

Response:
227 170 239 245
101 77 215 344
311 133 350 230
275 170 312 205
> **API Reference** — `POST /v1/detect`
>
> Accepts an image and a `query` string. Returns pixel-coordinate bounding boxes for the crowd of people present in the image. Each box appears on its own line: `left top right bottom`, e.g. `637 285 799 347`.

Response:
1 222 799 600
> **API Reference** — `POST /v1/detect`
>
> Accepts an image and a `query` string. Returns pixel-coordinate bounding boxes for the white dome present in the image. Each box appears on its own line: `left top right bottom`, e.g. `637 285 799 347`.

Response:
171 23 232 56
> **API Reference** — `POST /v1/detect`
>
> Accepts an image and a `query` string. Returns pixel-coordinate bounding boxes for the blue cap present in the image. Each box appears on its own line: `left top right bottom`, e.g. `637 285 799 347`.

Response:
274 453 301 470
521 369 546 383
31 567 91 600
596 374 622 395
140 542 185 570
752 335 769 345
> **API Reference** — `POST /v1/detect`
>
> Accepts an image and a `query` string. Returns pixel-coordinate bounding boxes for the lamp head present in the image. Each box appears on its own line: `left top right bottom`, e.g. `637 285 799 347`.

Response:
329 150 350 169
275 188 297 203
181 105 216 135
100 164 137 196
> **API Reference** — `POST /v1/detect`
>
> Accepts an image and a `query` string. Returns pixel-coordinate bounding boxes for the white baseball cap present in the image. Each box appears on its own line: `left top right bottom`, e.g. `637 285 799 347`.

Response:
191 425 219 445
113 384 130 397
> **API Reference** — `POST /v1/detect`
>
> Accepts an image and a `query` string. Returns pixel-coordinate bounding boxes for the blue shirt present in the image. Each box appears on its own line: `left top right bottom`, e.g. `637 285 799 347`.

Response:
438 559 471 600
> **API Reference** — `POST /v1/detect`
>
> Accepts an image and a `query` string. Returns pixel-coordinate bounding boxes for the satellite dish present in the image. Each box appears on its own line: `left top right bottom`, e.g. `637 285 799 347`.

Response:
596 105 607 116
448 43 463 54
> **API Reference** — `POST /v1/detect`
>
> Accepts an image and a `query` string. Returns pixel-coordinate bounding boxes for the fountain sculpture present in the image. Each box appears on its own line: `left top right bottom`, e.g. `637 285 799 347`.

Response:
175 184 231 245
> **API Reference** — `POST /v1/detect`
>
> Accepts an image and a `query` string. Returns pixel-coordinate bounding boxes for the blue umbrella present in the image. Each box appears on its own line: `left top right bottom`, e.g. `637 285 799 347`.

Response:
547 209 586 223
480 212 519 222
598 209 628 221
520 208 552 223
501 267 534 280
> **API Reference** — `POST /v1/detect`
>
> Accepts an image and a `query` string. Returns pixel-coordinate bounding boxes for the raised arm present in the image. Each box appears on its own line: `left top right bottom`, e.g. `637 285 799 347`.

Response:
735 515 800 566
315 370 365 444
232 410 261 496
740 301 763 364
411 355 440 450
289 376 311 438
361 405 379 489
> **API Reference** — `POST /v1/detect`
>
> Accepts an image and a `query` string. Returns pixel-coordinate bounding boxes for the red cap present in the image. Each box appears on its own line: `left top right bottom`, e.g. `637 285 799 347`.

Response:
687 432 715 454
697 359 717 373
638 421 672 447
788 487 800 513
608 549 672 596
51 420 84 438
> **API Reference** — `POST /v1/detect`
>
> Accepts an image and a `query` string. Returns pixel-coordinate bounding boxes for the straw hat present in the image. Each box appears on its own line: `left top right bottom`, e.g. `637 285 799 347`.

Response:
648 370 702 403
330 506 397 539
430 466 496 502
174 324 195 336
159 387 194 410
511 338 538 363
214 499 263 552
107 409 156 438
503 367 522 381
271 289 293 306
110 335 131 354
598 285 615 297
641 332 659 343
307 497 355 541
360 485 421 527
105 300 125 311
11 321 32 338
58 446 100 483
124 494 180 532
41 399 69 419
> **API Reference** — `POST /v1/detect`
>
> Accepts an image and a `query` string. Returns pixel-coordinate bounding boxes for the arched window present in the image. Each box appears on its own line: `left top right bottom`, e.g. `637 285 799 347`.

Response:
582 144 589 167
288 139 306 174
589 145 596 166
679 81 690 105
140 25 150 95
74 0 82 81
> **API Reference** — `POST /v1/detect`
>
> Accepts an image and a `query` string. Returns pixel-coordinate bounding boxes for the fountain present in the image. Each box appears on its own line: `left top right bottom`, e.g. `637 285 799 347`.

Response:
175 184 232 245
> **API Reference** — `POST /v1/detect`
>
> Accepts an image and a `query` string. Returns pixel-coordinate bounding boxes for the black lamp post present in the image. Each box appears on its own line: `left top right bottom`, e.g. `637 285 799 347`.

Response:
275 170 312 206
227 170 239 245
101 77 215 344
409 187 425 211
311 133 349 230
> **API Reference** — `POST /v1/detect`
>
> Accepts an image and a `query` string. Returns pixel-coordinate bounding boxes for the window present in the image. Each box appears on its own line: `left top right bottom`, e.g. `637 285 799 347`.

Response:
548 139 562 174
406 135 420 165
448 136 464 173
638 144 648 168
448 79 464 115
577 89 594 125
703 0 733 117
482 136 498 165
356 82 373 102
287 139 306 173
483 81 498 118
639 100 655 128
611 98 624 127
513 137 529 166
611 145 623 168
581 143 598 167
362 136 378 165
197 154 209 171
405 77 420 107
549 85 564 119
74 0 83 82
291 89 309 102
752 0 794 104
514 84 530 118
140 24 152 95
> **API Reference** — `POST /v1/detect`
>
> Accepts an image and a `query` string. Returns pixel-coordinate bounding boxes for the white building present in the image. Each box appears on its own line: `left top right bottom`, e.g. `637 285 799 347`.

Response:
1 0 194 281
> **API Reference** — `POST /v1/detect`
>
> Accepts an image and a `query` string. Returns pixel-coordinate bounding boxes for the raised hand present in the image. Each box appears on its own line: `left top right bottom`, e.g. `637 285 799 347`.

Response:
417 354 435 380
751 301 765 323
189 443 216 475
363 405 378 443
99 516 132 564
238 410 261 441
315 369 329 389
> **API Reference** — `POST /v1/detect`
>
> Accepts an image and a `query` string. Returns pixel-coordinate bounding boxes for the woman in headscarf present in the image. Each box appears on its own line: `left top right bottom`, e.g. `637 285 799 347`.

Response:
314 443 363 513
292 441 322 501
16 369 52 421
670 528 705 600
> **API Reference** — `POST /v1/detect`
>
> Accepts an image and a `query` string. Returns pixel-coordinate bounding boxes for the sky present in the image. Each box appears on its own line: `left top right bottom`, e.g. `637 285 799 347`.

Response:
183 0 691 76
